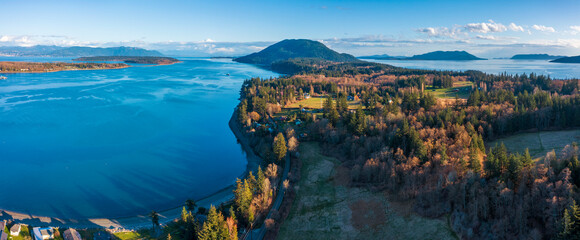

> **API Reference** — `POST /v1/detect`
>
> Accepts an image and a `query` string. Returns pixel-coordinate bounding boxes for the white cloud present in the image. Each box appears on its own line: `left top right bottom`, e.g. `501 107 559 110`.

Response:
416 27 460 38
476 35 498 40
508 23 524 32
464 20 507 33
570 25 580 34
532 25 556 32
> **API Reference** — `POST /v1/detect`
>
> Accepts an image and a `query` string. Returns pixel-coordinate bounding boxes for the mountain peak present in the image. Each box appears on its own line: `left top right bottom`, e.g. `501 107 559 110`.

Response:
234 39 359 66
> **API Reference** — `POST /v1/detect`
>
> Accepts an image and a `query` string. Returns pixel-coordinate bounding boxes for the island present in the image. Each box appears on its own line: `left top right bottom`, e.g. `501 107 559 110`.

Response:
406 50 485 60
358 54 406 60
73 56 181 65
511 54 564 60
550 55 580 63
358 50 485 61
0 45 163 57
0 61 128 73
234 39 360 66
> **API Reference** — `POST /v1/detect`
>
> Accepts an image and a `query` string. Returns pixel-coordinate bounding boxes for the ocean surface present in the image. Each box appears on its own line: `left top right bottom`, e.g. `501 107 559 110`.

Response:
0 57 278 218
367 59 580 79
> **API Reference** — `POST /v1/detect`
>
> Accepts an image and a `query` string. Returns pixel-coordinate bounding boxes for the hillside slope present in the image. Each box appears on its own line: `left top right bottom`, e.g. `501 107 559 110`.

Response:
234 39 359 66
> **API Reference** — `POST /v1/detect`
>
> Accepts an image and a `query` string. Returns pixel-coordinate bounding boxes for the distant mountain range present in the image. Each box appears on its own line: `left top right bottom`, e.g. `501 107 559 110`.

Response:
358 54 406 60
360 51 485 61
234 39 360 66
511 54 564 60
550 55 580 63
0 45 163 57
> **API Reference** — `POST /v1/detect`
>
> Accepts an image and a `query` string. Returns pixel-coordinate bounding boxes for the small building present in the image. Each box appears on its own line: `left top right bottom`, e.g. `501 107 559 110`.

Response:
93 231 111 240
10 224 22 236
63 229 81 240
33 227 54 240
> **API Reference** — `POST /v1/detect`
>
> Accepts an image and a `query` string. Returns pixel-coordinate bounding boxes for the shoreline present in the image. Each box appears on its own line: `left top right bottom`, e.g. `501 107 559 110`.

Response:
0 111 260 231
0 65 130 74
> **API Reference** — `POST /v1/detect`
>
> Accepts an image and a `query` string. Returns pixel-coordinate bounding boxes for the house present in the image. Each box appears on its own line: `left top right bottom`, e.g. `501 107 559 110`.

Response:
63 229 81 240
93 231 111 240
10 224 21 236
33 227 54 240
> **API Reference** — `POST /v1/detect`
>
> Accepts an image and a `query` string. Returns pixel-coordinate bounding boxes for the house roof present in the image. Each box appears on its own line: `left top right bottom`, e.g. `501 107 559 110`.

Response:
10 224 21 234
1 232 7 240
63 229 82 240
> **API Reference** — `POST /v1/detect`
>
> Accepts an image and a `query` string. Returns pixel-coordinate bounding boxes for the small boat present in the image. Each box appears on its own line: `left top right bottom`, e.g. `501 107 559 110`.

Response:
226 73 230 76
0 76 7 80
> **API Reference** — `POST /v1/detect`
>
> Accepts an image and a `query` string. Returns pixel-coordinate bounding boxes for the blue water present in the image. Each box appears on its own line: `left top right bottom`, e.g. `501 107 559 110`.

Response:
367 59 580 79
0 58 278 219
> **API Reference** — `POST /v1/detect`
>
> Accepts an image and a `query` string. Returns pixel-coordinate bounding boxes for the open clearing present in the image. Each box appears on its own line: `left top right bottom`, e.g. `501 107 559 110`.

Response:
277 142 456 240
488 129 580 158
427 81 472 99
285 96 361 110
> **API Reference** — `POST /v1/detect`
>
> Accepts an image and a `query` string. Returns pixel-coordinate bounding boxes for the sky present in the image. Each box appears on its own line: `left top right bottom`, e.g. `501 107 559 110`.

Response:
1 0 580 57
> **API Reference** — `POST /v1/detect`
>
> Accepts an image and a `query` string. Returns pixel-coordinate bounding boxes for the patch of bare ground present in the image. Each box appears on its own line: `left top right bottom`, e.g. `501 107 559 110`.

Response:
276 142 457 240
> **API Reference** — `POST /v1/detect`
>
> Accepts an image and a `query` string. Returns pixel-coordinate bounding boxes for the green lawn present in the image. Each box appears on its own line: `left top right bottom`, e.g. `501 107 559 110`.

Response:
427 81 473 99
488 129 580 159
286 96 361 110
6 225 31 240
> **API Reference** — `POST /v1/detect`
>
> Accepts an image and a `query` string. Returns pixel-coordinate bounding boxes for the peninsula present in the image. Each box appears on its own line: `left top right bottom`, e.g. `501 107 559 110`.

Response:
74 56 181 65
550 55 580 63
511 54 564 60
0 61 128 73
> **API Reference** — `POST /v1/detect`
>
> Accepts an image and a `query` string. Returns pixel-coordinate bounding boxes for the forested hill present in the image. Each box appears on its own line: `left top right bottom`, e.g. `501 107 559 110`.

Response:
407 50 485 60
234 39 360 66
511 54 564 60
0 45 163 57
551 55 580 63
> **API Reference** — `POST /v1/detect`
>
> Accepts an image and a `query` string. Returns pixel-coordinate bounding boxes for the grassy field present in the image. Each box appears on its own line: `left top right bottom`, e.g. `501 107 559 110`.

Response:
277 142 457 240
488 129 580 159
286 96 361 110
426 81 473 99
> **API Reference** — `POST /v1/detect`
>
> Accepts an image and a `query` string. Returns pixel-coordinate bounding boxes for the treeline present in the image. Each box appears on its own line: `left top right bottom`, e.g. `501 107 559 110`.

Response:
236 61 580 239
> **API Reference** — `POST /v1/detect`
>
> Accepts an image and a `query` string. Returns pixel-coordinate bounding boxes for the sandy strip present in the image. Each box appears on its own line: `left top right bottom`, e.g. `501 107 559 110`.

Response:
0 111 260 231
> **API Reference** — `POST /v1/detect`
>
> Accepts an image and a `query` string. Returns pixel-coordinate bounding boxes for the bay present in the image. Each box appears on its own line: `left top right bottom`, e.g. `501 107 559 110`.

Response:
0 58 278 219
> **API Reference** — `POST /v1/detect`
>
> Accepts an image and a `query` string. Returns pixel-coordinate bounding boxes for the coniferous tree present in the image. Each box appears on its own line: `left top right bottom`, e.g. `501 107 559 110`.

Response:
198 206 230 240
273 132 287 162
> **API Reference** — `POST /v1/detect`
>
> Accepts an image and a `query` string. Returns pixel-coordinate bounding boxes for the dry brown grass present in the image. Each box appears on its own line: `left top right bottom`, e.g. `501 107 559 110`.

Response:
276 142 457 240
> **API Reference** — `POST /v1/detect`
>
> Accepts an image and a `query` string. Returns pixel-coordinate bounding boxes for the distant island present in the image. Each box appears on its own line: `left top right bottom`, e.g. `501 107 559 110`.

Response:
0 61 128 73
74 56 180 65
550 55 580 63
358 54 404 60
0 45 163 57
234 39 360 67
511 54 564 60
406 51 485 60
359 51 485 61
